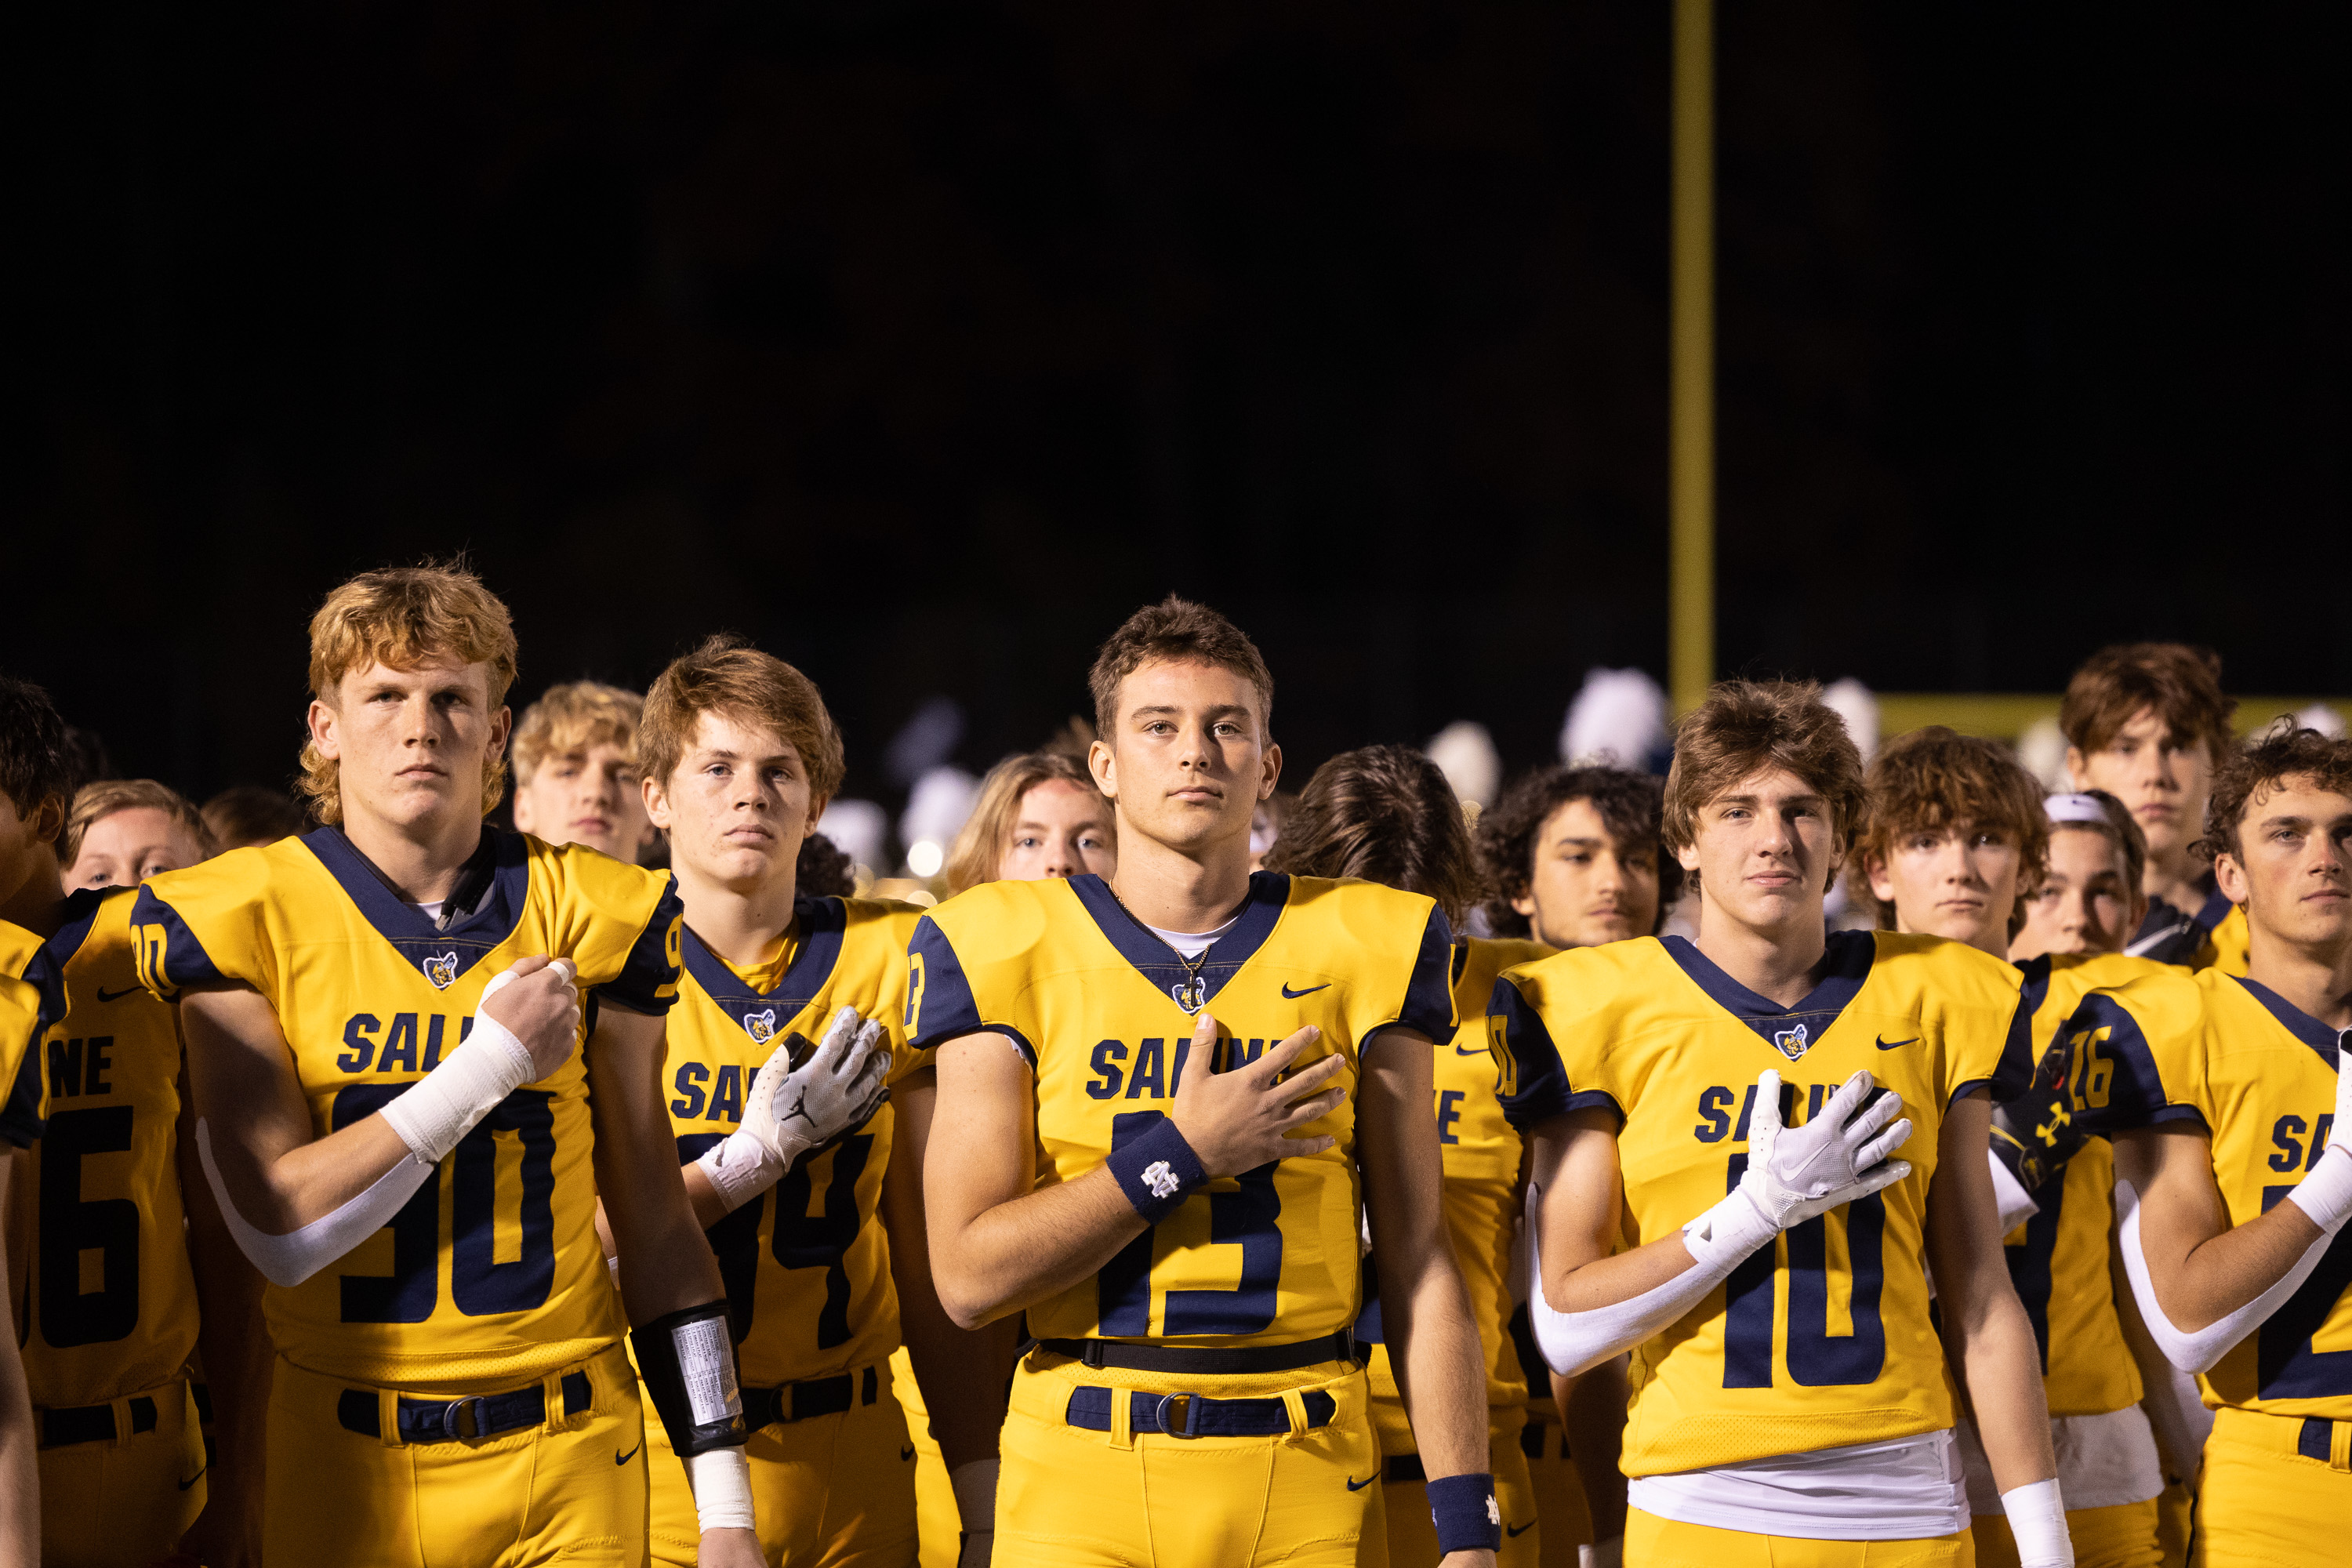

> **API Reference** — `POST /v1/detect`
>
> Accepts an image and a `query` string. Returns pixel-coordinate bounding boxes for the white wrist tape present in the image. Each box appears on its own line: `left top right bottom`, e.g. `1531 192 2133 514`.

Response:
1999 1477 2072 1568
694 1129 783 1214
1987 1146 2041 1234
1525 1179 1775 1377
196 1120 434 1288
2117 1185 2332 1374
949 1457 999 1530
685 1446 757 1533
2284 1143 2352 1234
378 964 554 1164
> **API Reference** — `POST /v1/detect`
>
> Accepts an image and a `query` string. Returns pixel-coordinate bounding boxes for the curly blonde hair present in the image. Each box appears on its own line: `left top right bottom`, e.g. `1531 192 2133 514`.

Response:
299 562 520 826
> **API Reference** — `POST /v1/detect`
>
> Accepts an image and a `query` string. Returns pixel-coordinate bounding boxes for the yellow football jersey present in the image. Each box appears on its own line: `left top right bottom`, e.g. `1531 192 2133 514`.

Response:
1492 930 2034 1477
0 920 57 1147
2064 965 2352 1421
2203 902 2250 978
17 888 203 1410
660 895 926 1388
130 826 682 1392
1367 936 1550 1453
908 871 1454 1348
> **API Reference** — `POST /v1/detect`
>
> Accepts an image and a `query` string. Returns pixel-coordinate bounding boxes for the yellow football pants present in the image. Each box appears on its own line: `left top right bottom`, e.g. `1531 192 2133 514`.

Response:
1628 1508 1973 1566
1968 1497 2158 1568
2190 1406 2352 1568
995 1348 1381 1567
648 1357 918 1567
1378 1406 1541 1567
266 1341 648 1568
37 1376 205 1568
1519 1403 1596 1568
891 1345 961 1568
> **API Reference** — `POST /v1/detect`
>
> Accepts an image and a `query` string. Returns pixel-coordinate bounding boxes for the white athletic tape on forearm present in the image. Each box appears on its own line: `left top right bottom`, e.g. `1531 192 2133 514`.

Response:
694 1128 782 1213
196 1120 434 1288
1999 1477 2073 1568
2284 1143 2352 1233
949 1457 999 1530
378 964 557 1165
684 1446 757 1533
2116 1186 2332 1374
1524 1179 1776 1377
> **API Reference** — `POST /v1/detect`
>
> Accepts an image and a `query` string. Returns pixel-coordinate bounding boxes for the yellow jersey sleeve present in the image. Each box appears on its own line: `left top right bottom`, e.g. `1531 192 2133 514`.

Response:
530 840 684 1014
0 919 58 1147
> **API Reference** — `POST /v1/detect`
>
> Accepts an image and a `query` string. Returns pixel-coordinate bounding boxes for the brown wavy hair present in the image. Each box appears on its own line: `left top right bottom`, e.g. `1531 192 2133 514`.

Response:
1663 680 1867 888
299 561 520 826
1265 745 1480 926
2060 643 2235 767
2198 720 2352 865
639 636 845 804
1851 726 2050 931
1088 595 1275 741
1475 764 1679 938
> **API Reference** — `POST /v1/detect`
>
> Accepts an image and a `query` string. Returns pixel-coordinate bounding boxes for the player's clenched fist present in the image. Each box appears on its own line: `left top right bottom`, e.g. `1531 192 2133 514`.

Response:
1169 1010 1347 1178
477 953 584 1080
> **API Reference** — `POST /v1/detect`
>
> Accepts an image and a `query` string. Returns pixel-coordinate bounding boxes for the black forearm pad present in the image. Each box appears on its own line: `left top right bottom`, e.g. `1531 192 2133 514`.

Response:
1990 1090 2085 1194
631 1301 747 1455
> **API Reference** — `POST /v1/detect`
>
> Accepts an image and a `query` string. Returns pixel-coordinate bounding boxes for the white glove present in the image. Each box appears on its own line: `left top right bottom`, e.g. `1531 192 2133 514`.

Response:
695 1006 890 1210
2285 1043 2352 1233
1737 1069 1912 1231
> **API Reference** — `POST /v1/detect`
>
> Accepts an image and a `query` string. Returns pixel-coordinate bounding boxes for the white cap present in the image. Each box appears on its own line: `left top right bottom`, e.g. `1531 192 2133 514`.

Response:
2045 792 2111 825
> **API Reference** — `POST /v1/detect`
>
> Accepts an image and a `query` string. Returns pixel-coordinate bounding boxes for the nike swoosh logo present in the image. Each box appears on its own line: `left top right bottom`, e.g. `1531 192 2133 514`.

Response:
177 1461 208 1492
900 1445 915 1461
614 1442 641 1466
1506 1520 1535 1537
1454 1043 1489 1056
1345 1472 1376 1491
1282 982 1331 999
95 985 142 1004
1875 1036 1918 1051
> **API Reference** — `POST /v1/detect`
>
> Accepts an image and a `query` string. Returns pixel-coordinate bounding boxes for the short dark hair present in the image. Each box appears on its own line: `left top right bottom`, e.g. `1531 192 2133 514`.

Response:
201 784 312 849
1475 765 1679 938
1851 726 2051 931
2060 643 2235 767
795 831 858 898
1265 745 1479 926
1088 596 1275 740
0 675 73 831
2198 720 2352 866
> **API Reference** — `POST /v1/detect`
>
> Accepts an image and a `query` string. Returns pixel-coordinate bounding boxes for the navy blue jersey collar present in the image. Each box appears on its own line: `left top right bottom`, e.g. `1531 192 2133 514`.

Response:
46 887 111 971
679 896 848 1045
1661 928 1878 1057
301 825 532 986
2230 976 2346 1069
1067 872 1288 1014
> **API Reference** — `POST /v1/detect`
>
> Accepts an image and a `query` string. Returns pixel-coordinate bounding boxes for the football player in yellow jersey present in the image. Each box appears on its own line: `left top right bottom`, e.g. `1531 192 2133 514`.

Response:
2060 645 2240 968
1497 680 2070 1568
0 678 262 1566
1265 743 1555 1564
1855 731 2166 1568
1475 763 1683 1568
58 777 219 894
920 597 1498 1568
2060 723 2352 1567
0 913 56 1564
619 636 1012 1567
128 564 764 1568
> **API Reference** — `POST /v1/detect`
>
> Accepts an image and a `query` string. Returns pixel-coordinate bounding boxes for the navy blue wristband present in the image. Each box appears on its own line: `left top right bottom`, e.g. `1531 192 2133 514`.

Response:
1104 1116 1207 1223
1427 1472 1501 1553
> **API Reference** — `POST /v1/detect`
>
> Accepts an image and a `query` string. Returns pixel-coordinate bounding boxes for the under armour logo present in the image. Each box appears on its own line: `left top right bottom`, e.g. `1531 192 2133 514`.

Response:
742 1008 777 1044
1771 1022 1809 1062
1171 978 1205 1014
422 952 459 990
1141 1160 1181 1200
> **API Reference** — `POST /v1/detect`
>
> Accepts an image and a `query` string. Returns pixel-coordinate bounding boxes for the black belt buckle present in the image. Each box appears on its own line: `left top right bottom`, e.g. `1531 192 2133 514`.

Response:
439 1397 487 1442
1155 1392 1199 1439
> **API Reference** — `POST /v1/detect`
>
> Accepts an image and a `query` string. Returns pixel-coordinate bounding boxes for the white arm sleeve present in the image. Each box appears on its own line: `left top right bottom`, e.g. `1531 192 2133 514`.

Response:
197 1119 434 1288
2115 1180 2334 1375
1524 1178 1777 1377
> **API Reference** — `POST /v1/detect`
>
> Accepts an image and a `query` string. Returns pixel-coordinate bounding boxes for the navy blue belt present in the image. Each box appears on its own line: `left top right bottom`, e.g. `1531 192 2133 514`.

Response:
40 1395 158 1449
1064 1385 1336 1438
743 1364 880 1429
339 1370 591 1444
2298 1417 2343 1462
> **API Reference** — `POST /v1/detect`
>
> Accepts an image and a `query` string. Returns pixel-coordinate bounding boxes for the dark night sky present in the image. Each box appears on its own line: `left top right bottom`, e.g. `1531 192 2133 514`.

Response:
9 3 2346 811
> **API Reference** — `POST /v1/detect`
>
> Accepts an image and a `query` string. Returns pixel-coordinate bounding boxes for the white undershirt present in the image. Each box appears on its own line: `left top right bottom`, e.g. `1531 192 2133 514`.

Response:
408 899 446 924
1627 1429 1970 1540
1144 915 1240 962
1957 1406 2163 1515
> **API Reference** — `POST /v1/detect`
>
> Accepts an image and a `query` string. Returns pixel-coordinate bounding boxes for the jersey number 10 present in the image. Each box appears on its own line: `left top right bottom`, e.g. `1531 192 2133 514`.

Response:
1721 1154 1889 1387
